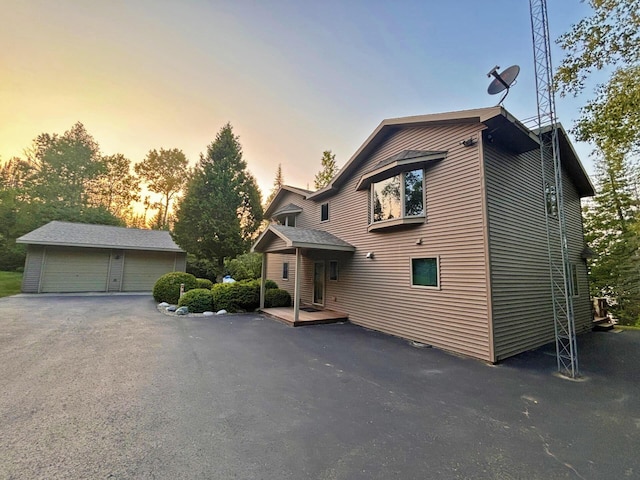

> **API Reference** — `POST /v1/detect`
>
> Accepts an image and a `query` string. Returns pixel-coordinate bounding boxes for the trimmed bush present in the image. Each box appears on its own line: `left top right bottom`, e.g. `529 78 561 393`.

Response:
153 272 198 304
196 278 214 289
264 279 278 290
211 279 282 312
178 288 214 313
264 288 291 308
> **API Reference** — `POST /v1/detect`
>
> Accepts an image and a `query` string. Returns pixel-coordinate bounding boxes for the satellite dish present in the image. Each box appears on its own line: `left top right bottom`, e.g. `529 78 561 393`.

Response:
487 65 520 105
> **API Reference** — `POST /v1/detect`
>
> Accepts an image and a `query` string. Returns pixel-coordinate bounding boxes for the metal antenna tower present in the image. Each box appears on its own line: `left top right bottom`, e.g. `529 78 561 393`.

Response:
529 0 579 378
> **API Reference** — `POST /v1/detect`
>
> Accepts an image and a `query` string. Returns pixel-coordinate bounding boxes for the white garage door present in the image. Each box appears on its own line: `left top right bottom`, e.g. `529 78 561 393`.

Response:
41 247 110 293
122 251 177 292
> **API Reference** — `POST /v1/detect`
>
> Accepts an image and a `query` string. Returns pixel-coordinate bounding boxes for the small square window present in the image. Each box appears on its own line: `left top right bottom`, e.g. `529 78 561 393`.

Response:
411 257 439 288
329 261 338 281
321 203 329 222
282 262 289 280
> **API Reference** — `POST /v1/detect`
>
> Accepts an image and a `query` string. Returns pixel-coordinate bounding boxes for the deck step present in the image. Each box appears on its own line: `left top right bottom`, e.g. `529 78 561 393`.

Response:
593 319 615 331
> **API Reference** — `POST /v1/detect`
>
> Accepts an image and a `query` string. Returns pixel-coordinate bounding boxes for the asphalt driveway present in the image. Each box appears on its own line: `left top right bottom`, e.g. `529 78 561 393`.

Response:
0 295 638 479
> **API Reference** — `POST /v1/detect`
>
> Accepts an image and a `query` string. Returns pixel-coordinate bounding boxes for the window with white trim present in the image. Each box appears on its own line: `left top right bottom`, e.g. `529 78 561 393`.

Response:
411 257 439 288
282 262 289 280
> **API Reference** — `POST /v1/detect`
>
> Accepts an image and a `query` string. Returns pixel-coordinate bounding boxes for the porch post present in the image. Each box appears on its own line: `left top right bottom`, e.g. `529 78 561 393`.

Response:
294 247 301 322
260 252 267 309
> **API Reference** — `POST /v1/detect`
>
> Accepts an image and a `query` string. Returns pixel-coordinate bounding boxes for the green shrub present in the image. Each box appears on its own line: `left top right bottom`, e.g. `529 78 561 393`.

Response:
264 279 278 290
211 279 281 312
224 252 262 281
196 278 214 289
264 288 291 308
178 288 214 313
153 272 198 304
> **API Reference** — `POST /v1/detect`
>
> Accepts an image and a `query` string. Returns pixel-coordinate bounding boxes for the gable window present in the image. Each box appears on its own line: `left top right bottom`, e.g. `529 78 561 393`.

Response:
321 203 329 222
372 169 424 223
329 260 338 281
282 262 289 280
411 257 439 289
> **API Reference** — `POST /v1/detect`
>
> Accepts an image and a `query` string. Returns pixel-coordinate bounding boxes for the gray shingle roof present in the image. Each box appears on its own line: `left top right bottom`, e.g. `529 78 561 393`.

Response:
272 203 303 216
16 221 184 252
253 224 355 252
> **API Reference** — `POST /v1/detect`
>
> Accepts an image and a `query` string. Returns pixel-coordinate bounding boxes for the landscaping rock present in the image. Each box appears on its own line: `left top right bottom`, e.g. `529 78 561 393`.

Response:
158 302 169 307
166 305 177 312
216 309 228 315
202 311 214 316
176 306 189 315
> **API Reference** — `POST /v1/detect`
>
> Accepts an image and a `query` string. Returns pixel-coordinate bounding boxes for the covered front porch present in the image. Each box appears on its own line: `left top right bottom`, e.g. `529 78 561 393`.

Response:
252 224 355 325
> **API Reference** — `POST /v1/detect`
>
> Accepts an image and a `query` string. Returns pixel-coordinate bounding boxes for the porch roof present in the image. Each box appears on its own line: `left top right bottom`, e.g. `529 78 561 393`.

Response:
252 224 356 254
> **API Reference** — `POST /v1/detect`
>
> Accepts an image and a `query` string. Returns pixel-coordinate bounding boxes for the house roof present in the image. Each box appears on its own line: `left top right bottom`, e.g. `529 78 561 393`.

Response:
252 224 355 253
16 221 185 252
356 149 448 191
264 185 313 218
272 203 303 217
306 106 594 200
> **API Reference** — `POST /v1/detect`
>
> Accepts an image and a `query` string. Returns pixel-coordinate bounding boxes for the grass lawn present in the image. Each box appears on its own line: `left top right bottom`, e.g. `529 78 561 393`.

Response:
0 271 23 298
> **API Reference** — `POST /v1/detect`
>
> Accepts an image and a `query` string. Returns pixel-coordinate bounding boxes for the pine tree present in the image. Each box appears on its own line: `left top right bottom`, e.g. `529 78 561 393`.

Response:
172 123 263 276
266 163 284 205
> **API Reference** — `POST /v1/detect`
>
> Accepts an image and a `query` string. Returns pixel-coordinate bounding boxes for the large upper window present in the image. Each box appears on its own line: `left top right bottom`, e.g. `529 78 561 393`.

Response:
372 169 424 223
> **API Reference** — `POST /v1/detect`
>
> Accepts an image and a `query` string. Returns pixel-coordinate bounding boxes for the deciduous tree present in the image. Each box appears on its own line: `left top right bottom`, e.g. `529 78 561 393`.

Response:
134 148 188 228
314 150 339 190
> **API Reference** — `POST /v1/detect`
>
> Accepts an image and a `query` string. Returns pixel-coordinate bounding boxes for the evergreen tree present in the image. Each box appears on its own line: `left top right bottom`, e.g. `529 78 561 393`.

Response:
314 150 339 190
172 123 263 276
584 149 640 324
266 163 284 205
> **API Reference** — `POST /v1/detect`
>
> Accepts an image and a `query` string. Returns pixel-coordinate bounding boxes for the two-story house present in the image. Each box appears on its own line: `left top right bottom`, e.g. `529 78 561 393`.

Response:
252 106 594 363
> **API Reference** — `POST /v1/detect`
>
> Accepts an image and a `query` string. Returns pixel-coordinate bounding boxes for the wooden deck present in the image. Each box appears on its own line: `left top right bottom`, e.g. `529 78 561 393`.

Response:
260 306 349 326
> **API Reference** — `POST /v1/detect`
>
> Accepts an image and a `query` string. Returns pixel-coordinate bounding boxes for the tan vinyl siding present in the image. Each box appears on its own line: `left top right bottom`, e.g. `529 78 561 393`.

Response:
484 141 592 360
266 123 493 361
21 245 45 293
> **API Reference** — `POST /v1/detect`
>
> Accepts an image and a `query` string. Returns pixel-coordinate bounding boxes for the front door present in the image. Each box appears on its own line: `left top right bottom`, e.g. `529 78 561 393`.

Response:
313 261 325 305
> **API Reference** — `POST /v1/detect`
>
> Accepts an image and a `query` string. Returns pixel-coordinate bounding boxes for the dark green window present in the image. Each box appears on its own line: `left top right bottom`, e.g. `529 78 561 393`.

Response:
411 257 439 288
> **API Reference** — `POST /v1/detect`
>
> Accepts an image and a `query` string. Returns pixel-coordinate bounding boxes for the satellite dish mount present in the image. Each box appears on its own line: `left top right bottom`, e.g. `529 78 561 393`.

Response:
487 65 520 105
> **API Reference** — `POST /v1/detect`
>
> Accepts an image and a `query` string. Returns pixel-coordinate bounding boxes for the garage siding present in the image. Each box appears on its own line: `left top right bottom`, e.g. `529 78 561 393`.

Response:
22 246 45 293
40 247 111 293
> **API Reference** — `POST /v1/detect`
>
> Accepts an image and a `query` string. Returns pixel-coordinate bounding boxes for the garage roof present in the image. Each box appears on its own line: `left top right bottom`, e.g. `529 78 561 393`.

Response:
17 221 185 252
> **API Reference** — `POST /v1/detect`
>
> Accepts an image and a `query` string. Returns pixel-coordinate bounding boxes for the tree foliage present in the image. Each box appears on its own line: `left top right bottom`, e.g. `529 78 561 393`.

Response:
0 123 136 270
557 0 640 325
92 153 140 220
314 150 339 190
556 0 640 97
266 163 284 205
172 123 263 276
583 150 640 324
135 148 188 229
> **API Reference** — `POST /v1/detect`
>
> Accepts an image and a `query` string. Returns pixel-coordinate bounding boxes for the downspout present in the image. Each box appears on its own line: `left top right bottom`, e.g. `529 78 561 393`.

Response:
294 247 301 322
260 253 267 309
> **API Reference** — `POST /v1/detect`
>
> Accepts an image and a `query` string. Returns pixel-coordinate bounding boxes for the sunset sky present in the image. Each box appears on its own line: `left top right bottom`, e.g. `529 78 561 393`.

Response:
1 0 600 199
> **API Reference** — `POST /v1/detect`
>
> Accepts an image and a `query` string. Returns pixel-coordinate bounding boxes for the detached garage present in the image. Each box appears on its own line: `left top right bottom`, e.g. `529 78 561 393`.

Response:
17 221 186 293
